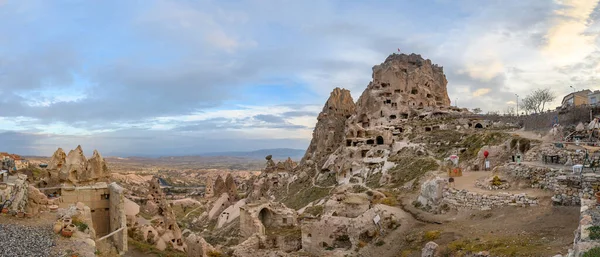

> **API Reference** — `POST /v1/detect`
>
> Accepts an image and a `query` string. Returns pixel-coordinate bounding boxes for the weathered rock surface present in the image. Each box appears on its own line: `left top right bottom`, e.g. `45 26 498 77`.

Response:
135 177 186 252
299 87 355 173
48 148 67 170
421 241 438 257
213 176 226 197
52 146 110 185
186 233 217 257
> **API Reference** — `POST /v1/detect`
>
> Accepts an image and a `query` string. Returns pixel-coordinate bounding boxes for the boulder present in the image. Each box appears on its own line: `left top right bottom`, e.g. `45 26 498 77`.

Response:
417 177 447 208
421 241 438 257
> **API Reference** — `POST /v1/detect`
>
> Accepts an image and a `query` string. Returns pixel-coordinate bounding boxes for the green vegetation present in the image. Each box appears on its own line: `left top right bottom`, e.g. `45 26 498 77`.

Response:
375 240 386 246
366 172 383 188
584 247 600 257
72 219 88 232
423 230 441 241
445 236 545 256
588 226 600 240
492 176 502 186
129 239 186 257
303 205 324 217
387 152 439 188
207 250 223 257
351 185 368 193
281 185 331 210
459 132 510 161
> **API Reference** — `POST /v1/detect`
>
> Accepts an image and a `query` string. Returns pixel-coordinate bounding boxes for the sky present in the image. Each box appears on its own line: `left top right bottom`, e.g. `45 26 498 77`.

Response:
1 0 600 156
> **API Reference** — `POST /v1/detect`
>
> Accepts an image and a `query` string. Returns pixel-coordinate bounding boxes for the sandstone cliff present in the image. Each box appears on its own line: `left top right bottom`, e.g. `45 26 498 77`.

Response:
298 87 355 174
350 53 450 132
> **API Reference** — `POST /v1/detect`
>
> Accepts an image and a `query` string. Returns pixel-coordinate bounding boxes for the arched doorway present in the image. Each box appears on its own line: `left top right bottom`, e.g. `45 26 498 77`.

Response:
259 208 273 227
475 123 483 129
376 136 384 145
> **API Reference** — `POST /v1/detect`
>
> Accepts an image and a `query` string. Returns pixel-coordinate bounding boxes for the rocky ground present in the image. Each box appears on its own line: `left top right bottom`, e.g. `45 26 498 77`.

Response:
397 193 579 257
0 223 55 257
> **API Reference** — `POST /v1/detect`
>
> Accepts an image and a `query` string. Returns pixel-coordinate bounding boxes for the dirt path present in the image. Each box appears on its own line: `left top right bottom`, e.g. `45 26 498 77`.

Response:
509 130 547 142
449 171 553 198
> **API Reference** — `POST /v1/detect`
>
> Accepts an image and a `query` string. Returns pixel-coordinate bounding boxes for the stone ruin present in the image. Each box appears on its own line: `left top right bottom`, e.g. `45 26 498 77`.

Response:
134 176 186 252
233 201 300 255
0 174 55 216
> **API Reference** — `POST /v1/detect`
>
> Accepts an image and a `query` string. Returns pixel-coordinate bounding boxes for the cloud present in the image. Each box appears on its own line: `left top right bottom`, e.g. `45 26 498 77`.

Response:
472 88 492 97
1 0 600 155
543 0 599 65
254 114 285 124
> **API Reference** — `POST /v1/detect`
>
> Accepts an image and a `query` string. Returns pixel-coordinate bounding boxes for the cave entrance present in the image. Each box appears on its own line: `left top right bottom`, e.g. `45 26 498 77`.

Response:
376 136 384 145
475 123 483 129
259 208 273 228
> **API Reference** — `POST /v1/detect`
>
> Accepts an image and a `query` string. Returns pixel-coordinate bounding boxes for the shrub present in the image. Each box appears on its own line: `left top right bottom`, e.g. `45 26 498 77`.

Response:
357 241 367 248
588 226 600 240
375 240 385 246
584 247 600 257
72 219 88 232
423 230 441 241
380 197 397 206
413 200 422 208
491 176 502 186
207 250 222 257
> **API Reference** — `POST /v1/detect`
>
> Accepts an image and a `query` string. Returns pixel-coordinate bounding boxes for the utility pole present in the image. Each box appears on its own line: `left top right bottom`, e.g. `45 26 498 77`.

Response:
515 94 519 116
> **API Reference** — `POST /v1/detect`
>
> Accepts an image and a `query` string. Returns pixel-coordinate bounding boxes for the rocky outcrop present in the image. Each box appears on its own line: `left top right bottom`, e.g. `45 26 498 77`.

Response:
85 150 110 182
264 155 277 172
27 184 51 215
51 146 110 185
421 241 439 257
417 177 448 211
213 176 226 197
48 148 67 170
224 174 238 201
264 156 298 173
299 87 355 173
135 177 186 252
186 233 217 257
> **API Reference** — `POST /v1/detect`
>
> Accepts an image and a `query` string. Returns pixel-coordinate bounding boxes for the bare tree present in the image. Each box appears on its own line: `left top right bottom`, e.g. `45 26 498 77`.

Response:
522 88 556 114
522 97 535 114
472 108 482 114
505 106 516 116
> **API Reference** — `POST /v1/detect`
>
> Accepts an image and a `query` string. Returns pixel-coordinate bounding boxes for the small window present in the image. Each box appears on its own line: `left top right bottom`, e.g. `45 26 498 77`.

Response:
282 218 287 224
101 193 110 200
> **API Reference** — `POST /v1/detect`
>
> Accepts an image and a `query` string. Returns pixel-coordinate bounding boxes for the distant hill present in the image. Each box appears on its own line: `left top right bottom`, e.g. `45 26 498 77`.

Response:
199 148 305 160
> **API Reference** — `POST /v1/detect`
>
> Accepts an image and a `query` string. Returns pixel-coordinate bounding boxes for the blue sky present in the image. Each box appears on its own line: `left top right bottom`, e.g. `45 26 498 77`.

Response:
1 0 599 156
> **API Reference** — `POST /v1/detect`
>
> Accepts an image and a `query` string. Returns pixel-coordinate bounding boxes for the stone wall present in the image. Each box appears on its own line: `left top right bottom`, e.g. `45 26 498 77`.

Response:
474 105 600 131
571 199 600 256
60 183 111 236
108 182 127 254
498 163 600 206
443 188 538 209
239 201 298 241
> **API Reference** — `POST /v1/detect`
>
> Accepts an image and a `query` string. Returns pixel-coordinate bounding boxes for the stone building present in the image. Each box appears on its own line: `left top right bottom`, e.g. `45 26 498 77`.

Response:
240 201 298 240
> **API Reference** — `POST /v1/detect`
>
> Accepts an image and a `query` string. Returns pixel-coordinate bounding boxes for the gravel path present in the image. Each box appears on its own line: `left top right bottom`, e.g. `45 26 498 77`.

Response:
0 223 55 257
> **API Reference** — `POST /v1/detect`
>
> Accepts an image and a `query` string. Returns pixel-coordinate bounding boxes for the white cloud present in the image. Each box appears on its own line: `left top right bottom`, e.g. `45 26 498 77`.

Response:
543 0 599 65
472 88 492 97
